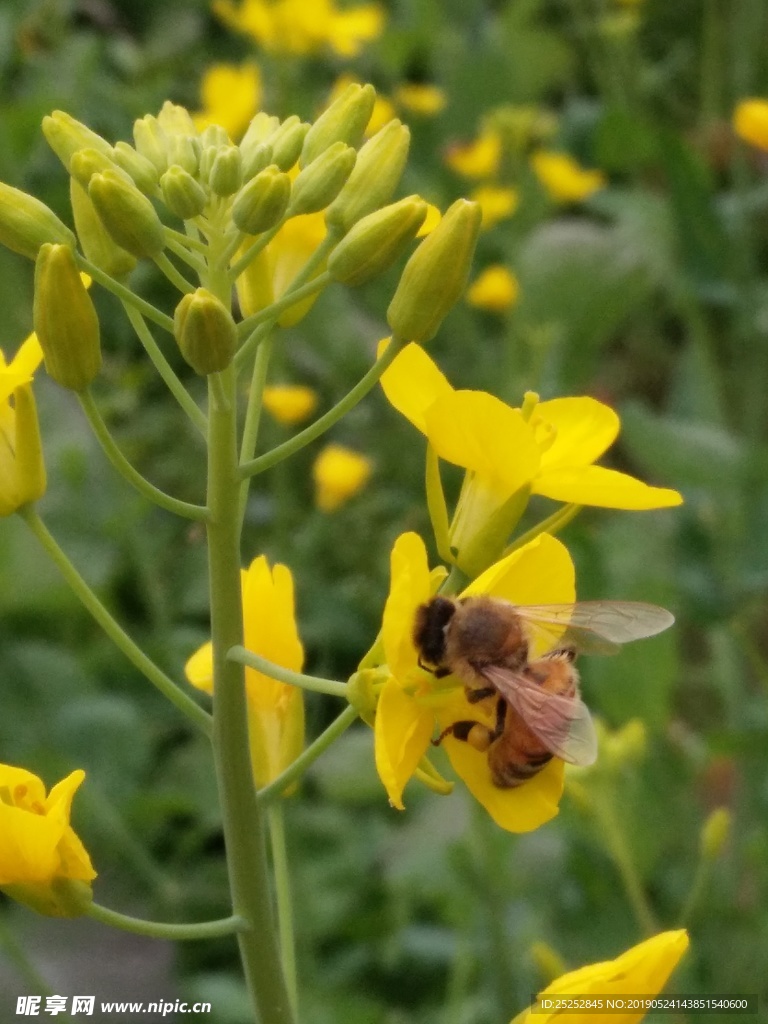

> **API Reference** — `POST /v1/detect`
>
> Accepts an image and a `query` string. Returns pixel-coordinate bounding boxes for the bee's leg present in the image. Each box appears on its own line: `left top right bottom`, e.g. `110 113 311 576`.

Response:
417 657 451 679
489 697 507 742
466 686 497 704
433 720 494 752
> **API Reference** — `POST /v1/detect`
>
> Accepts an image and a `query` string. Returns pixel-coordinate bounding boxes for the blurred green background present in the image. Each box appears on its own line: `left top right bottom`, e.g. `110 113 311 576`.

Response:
1 0 767 1021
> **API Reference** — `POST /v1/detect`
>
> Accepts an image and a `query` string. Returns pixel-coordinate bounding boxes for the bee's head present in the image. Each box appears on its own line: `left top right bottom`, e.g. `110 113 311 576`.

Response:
412 596 456 667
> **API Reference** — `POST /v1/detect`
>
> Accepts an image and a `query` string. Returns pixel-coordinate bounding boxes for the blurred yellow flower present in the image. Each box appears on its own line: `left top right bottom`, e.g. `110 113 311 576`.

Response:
380 342 682 569
214 0 385 57
531 150 606 203
0 333 46 517
513 930 689 1024
262 384 318 426
192 62 261 141
0 763 96 918
445 129 502 178
470 184 519 229
235 210 328 327
393 83 446 117
733 98 768 151
185 556 305 788
313 443 372 511
374 531 574 831
467 265 520 312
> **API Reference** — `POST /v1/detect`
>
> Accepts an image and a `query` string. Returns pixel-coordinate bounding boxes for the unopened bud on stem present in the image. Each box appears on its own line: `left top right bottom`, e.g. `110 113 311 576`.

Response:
88 170 166 259
300 83 375 167
328 196 427 286
0 183 76 260
326 120 410 231
232 165 291 234
287 142 356 217
174 288 237 375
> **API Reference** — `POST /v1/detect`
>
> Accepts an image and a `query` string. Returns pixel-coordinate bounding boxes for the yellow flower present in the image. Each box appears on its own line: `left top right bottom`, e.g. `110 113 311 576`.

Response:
0 333 46 517
185 556 305 788
380 342 682 571
445 129 502 178
733 98 768 151
262 384 318 426
0 763 96 917
513 930 689 1024
235 210 328 328
467 265 520 312
312 443 372 512
192 62 261 141
470 184 519 229
393 83 447 117
214 0 385 58
531 150 606 203
374 531 576 831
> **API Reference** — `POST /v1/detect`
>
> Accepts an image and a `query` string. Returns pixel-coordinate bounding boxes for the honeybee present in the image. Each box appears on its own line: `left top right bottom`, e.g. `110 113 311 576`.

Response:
413 595 674 787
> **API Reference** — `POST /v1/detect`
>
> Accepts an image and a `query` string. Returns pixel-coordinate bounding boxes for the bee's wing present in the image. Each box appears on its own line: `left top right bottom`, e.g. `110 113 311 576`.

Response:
482 666 598 767
511 601 675 656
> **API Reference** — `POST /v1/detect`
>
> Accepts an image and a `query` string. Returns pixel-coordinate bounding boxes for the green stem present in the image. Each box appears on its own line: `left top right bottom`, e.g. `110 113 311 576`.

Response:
205 367 294 1024
236 272 332 341
164 232 207 274
228 221 285 281
153 251 194 293
121 301 208 437
166 224 209 254
240 336 405 479
237 326 275 530
593 795 659 936
78 390 209 521
504 503 583 555
75 254 175 333
227 646 349 698
258 705 359 803
678 855 709 926
87 903 246 940
19 506 212 738
426 442 453 564
268 803 299 1019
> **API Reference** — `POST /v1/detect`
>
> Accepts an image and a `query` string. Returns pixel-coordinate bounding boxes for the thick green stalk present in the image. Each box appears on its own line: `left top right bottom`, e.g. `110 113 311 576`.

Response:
206 366 294 1024
268 803 298 1018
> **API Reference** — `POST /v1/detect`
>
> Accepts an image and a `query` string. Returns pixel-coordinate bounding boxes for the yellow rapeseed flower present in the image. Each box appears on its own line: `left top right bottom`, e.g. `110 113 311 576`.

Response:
733 98 768 151
262 384 318 426
531 150 606 203
512 930 690 1024
380 342 682 570
185 556 305 788
445 129 502 178
374 531 575 831
393 83 447 117
0 763 96 917
467 265 520 312
193 62 261 141
0 333 46 516
312 443 372 511
470 184 519 229
214 0 385 58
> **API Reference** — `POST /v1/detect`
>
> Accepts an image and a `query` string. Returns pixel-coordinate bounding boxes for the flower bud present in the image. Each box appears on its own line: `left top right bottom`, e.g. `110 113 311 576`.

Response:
326 120 410 232
166 134 200 176
0 182 76 260
157 100 196 137
69 147 127 191
387 198 482 343
160 165 208 220
242 141 274 180
70 178 137 279
200 123 232 150
286 142 356 217
112 141 160 194
208 145 243 196
42 110 113 173
34 243 101 391
240 112 280 154
234 244 272 317
174 288 237 375
701 807 731 860
133 115 168 174
232 165 291 235
328 196 427 286
88 170 166 259
11 383 46 511
300 83 375 167
269 116 310 172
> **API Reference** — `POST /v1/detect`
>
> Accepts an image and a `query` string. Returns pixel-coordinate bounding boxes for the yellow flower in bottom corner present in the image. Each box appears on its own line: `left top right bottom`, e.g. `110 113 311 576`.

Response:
374 530 577 833
512 930 690 1024
185 556 305 789
313 444 372 512
0 764 96 917
0 332 46 517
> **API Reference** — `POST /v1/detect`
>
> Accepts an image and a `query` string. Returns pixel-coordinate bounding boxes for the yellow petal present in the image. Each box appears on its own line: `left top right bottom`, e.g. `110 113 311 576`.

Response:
424 390 540 491
394 83 447 117
470 184 519 229
733 98 768 151
262 384 318 427
374 674 434 809
382 532 433 682
534 396 619 468
45 771 96 882
533 465 683 509
329 4 386 57
312 444 373 511
467 265 520 312
379 341 454 434
184 639 213 694
243 557 304 691
10 333 44 379
532 150 606 203
464 532 576 612
194 62 261 140
445 130 502 178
